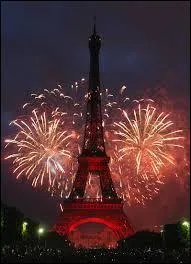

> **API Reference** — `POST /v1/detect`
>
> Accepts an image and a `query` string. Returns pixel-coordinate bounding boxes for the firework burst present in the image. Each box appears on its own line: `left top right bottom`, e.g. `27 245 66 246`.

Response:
108 102 185 205
114 104 184 175
4 109 77 195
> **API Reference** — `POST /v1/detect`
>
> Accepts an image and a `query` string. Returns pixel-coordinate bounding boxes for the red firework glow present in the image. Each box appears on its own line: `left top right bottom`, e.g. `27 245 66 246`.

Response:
4 78 189 206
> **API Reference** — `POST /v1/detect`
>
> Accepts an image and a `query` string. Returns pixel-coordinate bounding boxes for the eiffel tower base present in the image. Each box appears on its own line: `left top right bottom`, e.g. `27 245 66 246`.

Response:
52 199 134 247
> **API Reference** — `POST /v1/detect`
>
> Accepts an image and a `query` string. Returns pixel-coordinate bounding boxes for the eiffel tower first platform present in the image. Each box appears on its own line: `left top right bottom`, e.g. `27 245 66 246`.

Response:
53 23 134 245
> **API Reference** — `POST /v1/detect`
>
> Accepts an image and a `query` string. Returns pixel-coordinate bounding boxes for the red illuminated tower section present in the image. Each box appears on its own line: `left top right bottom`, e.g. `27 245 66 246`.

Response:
53 23 134 246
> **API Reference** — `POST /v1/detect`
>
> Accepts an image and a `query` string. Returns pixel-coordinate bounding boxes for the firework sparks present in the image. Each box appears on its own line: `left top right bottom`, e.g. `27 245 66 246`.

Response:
108 103 185 205
4 77 188 206
114 104 184 175
5 109 76 193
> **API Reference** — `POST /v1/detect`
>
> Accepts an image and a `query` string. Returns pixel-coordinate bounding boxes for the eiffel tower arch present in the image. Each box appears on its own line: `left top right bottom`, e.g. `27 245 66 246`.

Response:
53 22 134 247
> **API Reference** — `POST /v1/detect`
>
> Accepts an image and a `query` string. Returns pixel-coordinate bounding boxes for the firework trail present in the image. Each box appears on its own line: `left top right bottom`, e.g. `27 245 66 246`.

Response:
24 78 86 132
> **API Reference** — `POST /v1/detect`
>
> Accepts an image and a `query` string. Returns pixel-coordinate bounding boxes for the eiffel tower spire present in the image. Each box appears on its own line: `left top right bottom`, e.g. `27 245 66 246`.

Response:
81 17 105 156
68 25 118 199
93 16 96 35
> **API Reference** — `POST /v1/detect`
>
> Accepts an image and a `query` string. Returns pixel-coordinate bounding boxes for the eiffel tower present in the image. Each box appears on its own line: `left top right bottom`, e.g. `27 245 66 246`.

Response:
53 22 134 246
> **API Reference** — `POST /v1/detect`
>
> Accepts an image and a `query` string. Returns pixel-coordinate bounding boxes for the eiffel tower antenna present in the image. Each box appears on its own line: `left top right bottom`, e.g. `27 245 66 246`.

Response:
93 16 96 34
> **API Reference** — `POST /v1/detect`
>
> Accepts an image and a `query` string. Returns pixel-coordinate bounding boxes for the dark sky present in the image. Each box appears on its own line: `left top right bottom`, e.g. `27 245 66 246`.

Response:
1 1 190 230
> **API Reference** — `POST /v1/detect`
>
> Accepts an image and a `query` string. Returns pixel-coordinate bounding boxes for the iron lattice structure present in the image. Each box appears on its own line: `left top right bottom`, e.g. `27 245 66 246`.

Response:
53 24 134 244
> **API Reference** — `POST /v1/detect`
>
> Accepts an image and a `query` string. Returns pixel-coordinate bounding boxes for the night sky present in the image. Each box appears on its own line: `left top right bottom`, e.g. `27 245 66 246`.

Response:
1 1 190 230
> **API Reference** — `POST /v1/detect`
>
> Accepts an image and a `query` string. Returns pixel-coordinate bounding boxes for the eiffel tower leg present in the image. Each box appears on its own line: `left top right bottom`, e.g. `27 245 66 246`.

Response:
100 166 118 199
69 165 89 199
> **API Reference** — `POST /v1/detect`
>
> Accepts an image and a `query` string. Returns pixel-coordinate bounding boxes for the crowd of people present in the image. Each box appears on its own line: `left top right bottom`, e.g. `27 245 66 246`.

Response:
1 244 190 263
